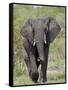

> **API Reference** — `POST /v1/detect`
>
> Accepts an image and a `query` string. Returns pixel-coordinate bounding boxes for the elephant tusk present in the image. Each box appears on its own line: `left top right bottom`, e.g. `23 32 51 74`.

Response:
44 40 47 44
33 41 36 46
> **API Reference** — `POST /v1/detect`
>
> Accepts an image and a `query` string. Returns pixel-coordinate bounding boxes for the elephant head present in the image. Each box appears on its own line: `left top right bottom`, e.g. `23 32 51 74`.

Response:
21 17 61 62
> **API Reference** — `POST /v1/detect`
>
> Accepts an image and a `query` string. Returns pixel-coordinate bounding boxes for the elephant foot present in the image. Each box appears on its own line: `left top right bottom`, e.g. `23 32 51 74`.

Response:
29 71 39 83
39 69 47 84
40 77 47 83
42 78 47 83
40 81 47 84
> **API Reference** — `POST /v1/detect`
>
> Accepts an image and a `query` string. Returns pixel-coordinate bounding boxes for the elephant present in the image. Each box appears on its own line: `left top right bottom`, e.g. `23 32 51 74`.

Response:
21 16 61 83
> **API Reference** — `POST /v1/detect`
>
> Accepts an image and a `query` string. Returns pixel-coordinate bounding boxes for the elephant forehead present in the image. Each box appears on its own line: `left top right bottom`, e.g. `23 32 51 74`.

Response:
34 30 44 42
33 20 43 29
34 21 44 40
34 28 44 37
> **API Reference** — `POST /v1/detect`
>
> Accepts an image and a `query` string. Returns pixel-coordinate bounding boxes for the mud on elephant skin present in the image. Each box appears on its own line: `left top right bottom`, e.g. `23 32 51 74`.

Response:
21 16 61 83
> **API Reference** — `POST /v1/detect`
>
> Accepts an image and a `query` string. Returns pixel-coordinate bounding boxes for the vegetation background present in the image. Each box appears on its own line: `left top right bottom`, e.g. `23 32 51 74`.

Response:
13 4 66 86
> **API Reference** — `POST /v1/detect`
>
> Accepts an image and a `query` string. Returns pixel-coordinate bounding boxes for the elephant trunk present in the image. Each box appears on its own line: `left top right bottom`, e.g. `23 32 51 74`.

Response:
36 41 45 61
34 27 45 61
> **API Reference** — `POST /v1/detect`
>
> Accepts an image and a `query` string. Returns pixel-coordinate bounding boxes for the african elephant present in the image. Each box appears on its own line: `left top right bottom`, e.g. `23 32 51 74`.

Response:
21 16 61 83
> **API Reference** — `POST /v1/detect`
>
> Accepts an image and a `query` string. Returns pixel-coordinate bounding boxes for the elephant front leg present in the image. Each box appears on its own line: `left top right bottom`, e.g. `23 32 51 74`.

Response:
40 60 48 83
29 51 39 83
40 44 49 83
22 47 31 75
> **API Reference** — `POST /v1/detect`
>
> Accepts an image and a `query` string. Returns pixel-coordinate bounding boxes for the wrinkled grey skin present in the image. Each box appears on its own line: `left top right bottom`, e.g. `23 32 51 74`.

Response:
21 16 61 83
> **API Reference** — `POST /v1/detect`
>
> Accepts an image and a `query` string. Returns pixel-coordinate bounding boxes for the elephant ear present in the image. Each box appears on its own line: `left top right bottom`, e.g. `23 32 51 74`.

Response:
21 19 34 45
48 18 61 43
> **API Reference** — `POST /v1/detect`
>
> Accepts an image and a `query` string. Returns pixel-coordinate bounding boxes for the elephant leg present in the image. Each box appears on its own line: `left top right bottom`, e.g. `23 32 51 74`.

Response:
40 44 49 83
22 48 32 77
23 38 39 82
22 38 31 73
29 45 39 82
29 51 39 82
